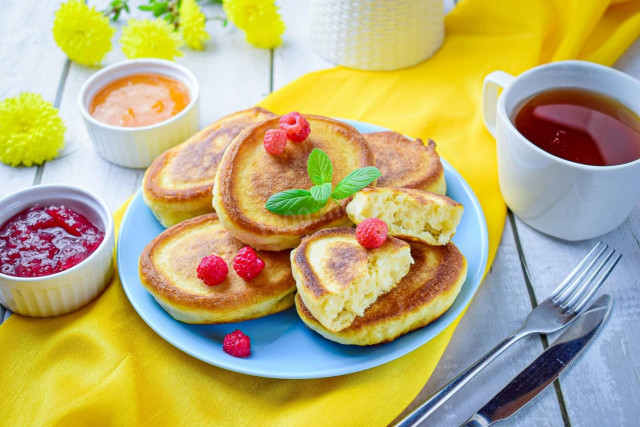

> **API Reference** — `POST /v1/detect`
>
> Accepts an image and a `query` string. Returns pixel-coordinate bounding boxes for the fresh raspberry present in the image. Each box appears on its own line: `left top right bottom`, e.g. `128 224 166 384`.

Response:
263 129 288 155
278 111 311 143
355 218 388 249
233 246 265 280
196 255 228 286
223 329 251 358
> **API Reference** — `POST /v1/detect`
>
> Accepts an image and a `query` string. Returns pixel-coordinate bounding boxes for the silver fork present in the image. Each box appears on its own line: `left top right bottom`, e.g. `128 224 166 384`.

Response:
395 242 621 427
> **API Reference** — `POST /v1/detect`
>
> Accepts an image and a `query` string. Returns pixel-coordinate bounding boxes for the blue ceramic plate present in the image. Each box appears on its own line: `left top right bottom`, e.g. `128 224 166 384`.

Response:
118 120 489 379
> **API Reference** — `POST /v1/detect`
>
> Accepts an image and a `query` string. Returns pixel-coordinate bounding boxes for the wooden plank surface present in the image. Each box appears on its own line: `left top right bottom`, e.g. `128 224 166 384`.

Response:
514 213 640 427
0 0 68 198
0 1 639 426
514 209 640 427
272 0 333 93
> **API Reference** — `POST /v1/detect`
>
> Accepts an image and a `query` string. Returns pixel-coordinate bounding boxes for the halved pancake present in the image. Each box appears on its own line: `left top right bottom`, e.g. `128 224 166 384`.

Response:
296 242 467 345
346 187 463 246
143 107 276 227
291 227 413 332
365 132 446 195
139 213 295 324
212 115 375 251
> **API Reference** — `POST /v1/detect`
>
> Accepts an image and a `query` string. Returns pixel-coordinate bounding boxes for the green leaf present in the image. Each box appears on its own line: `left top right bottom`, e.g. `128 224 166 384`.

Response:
265 189 324 216
307 148 333 185
139 0 168 17
331 167 381 200
310 183 332 204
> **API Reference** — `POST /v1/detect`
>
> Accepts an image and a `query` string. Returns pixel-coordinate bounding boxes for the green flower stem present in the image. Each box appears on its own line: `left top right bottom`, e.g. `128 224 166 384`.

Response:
138 0 181 29
206 16 228 26
102 0 130 20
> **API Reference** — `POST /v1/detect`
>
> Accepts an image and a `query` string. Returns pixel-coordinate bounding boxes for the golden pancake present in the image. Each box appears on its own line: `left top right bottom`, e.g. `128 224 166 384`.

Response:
296 242 467 345
139 213 295 324
291 227 413 332
212 115 375 251
365 132 446 194
346 187 463 246
143 107 276 227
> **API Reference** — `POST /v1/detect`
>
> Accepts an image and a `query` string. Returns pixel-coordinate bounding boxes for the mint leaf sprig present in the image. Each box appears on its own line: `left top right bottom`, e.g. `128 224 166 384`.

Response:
266 148 380 216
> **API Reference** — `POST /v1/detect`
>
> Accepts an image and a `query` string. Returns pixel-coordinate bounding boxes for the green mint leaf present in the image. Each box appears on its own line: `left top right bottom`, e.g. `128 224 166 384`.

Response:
310 183 332 204
307 148 333 185
331 167 381 200
265 189 324 216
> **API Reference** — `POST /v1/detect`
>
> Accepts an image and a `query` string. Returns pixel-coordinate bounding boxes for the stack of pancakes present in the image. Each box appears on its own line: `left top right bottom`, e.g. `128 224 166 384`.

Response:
139 108 467 346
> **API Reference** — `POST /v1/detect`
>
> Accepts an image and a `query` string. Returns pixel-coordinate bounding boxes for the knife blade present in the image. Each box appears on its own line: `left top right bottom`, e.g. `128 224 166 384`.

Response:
461 294 612 427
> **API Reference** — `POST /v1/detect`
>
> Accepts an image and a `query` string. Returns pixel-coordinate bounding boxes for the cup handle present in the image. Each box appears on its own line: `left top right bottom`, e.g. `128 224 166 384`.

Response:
482 71 515 138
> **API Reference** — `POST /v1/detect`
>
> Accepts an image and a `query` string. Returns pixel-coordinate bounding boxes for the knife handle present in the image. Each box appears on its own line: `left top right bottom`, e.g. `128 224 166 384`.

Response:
394 332 524 427
461 413 492 427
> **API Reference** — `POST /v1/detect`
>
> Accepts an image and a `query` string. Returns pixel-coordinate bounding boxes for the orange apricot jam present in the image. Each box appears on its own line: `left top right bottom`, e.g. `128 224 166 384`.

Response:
89 73 190 127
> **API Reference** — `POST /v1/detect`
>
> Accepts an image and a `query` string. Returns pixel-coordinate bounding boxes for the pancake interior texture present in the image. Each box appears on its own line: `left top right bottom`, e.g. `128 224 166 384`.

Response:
295 242 467 345
143 107 276 227
212 115 375 251
291 228 413 333
365 132 446 195
139 213 296 324
346 187 464 246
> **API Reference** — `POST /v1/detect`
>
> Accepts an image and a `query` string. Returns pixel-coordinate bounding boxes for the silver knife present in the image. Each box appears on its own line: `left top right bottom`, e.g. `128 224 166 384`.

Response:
461 294 613 427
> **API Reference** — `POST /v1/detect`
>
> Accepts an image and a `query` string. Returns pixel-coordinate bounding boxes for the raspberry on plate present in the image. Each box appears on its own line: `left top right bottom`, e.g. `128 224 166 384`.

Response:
279 111 311 143
223 329 251 358
196 255 228 286
355 218 388 249
233 246 265 280
263 129 288 155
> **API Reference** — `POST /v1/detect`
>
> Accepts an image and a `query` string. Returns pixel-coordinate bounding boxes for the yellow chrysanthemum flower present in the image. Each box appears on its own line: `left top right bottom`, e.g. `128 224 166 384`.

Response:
120 19 184 60
180 0 210 50
223 0 273 30
244 11 285 49
0 93 66 167
223 0 285 49
52 0 115 66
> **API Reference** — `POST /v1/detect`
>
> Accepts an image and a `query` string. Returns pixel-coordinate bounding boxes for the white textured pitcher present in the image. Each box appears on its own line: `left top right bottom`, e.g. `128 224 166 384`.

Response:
309 0 444 71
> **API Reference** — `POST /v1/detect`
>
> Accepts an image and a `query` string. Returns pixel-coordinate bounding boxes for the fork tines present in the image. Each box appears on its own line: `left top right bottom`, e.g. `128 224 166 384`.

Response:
550 242 621 313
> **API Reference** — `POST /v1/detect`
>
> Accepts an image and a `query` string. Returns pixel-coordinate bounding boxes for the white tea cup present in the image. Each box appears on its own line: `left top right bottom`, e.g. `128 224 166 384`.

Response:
483 60 640 241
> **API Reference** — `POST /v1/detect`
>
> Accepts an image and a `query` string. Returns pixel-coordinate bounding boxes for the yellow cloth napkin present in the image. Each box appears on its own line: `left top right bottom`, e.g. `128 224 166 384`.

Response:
1 0 638 425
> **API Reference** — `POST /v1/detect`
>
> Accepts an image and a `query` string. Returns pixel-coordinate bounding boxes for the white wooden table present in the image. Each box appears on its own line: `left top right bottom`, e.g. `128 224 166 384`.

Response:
1 1 638 425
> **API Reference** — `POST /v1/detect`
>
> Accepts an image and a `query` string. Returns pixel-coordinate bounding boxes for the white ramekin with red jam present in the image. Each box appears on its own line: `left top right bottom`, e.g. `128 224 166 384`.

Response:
0 185 115 317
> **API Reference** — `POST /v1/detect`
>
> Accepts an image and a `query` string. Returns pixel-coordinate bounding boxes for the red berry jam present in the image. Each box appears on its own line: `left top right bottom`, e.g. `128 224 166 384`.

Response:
0 205 104 278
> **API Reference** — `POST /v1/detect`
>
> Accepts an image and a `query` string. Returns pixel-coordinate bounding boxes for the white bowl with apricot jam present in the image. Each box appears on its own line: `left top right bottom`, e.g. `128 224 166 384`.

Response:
0 185 115 317
79 59 199 168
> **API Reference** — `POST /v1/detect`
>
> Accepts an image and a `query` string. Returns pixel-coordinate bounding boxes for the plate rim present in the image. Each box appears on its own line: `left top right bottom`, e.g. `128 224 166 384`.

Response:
117 119 489 379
